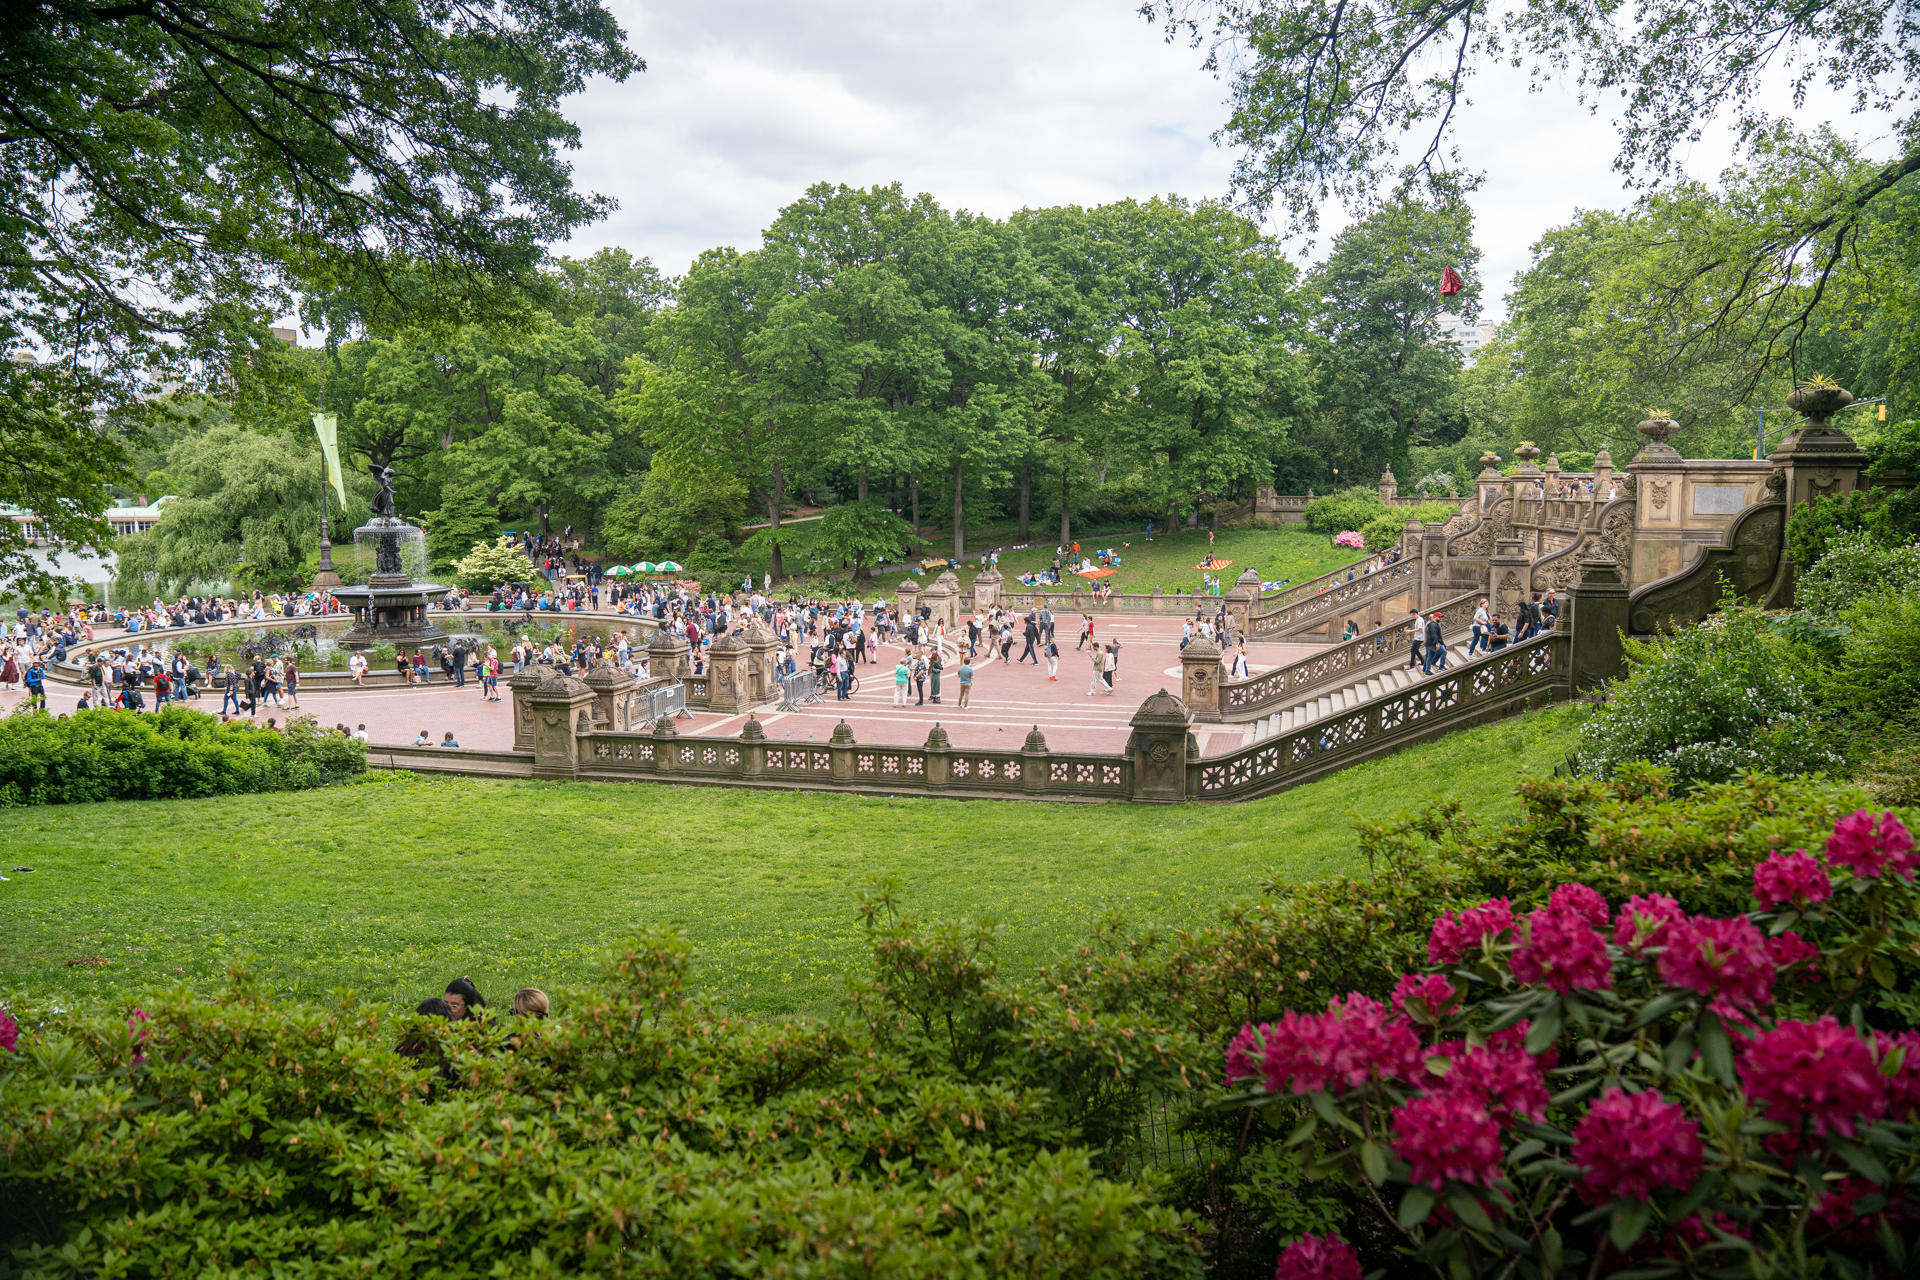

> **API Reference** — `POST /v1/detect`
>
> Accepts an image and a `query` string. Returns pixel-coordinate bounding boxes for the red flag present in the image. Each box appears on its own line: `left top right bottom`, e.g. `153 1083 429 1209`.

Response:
1440 264 1463 297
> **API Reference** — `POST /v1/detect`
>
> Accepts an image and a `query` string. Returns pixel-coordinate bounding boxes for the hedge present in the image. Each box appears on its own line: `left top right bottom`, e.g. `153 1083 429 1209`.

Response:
0 707 365 806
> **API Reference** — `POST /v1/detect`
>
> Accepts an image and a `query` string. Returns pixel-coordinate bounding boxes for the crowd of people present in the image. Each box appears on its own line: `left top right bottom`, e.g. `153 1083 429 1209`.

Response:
1403 589 1562 676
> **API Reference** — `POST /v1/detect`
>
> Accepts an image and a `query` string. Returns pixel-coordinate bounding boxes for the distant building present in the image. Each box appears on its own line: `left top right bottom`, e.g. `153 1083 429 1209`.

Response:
3 495 173 592
1438 317 1498 366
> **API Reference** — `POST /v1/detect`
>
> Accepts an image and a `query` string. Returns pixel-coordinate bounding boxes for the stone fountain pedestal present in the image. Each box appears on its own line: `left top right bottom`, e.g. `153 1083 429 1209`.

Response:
328 516 453 650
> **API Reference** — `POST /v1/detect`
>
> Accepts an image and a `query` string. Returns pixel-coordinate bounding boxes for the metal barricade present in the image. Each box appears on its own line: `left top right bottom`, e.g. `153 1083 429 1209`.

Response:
777 668 818 711
650 681 690 721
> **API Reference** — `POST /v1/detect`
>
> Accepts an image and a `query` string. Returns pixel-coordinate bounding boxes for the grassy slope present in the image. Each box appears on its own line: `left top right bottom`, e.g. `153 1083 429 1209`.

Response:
0 705 1584 1017
732 523 1359 599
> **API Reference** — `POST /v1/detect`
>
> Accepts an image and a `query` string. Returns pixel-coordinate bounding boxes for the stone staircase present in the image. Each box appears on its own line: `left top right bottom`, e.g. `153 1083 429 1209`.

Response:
1246 663 1428 743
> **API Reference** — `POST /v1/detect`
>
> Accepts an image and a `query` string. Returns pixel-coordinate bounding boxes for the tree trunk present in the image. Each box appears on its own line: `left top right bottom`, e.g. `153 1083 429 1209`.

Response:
537 502 550 537
768 464 786 582
1017 461 1032 543
1059 470 1071 548
856 474 869 504
952 458 965 559
910 475 920 536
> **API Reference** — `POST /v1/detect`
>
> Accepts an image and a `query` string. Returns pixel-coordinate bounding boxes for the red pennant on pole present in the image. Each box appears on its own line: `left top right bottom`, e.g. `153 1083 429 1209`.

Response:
1440 264 1463 297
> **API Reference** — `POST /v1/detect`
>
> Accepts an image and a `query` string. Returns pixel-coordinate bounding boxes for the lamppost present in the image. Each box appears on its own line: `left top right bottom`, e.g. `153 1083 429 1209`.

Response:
312 457 342 590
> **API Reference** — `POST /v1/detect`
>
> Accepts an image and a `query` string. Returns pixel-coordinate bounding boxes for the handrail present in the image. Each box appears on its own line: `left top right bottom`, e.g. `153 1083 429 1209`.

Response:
1217 589 1482 720
1193 631 1570 801
1247 557 1422 638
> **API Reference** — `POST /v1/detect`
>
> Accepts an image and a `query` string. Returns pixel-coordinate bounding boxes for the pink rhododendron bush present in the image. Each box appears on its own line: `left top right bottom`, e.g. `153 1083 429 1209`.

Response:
1236 810 1919 1279
1333 530 1366 549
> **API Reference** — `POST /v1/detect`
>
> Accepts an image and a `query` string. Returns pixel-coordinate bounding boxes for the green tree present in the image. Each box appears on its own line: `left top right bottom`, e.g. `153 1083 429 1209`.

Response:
1107 197 1309 530
1 0 640 591
114 421 371 595
1301 195 1477 481
425 481 500 572
452 536 532 592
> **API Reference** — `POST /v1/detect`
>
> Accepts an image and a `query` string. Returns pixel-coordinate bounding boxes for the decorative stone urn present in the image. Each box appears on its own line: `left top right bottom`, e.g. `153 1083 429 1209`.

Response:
1477 451 1502 478
1633 418 1684 462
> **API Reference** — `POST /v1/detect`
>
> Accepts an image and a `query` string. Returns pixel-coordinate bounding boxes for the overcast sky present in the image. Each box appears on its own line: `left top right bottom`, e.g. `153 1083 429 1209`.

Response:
555 0 1891 322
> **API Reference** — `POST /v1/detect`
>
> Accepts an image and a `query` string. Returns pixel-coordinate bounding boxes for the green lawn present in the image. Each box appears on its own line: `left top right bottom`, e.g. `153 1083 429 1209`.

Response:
0 705 1584 1017
943 524 1358 596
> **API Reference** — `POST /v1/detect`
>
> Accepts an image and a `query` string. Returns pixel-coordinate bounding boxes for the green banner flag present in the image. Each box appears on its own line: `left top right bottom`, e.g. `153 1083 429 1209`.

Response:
311 413 348 509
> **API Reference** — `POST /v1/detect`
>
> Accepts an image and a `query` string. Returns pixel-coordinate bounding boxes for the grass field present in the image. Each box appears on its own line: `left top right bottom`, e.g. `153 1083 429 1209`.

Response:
0 705 1584 1017
939 524 1359 597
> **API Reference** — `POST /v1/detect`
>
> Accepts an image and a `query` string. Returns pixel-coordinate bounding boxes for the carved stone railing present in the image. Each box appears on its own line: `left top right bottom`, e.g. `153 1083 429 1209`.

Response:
1627 499 1788 633
1529 498 1636 596
574 724 1134 800
1247 558 1421 638
1219 591 1481 719
1192 632 1571 801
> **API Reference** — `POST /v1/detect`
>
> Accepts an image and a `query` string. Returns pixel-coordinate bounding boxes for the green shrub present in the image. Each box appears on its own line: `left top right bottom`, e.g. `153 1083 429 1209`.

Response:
1834 587 1920 730
0 707 365 806
1301 486 1388 535
1573 595 1843 789
1359 500 1456 551
1785 490 1898 569
1795 530 1920 621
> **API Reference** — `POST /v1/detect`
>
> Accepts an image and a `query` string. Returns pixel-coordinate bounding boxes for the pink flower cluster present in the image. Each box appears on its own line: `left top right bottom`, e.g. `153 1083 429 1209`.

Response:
1225 1023 1264 1085
1434 1024 1552 1126
1428 898 1514 964
0 1007 16 1054
1767 931 1821 974
1752 850 1833 908
1273 1232 1363 1280
1571 1088 1704 1203
1333 530 1366 549
1741 1017 1886 1138
1510 901 1613 993
1657 914 1773 1012
1393 1090 1504 1189
1391 973 1459 1022
1613 893 1684 949
1259 994 1425 1095
1825 809 1916 879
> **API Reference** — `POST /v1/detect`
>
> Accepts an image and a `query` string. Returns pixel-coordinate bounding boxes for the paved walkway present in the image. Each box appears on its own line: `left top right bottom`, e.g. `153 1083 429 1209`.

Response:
0 618 1324 757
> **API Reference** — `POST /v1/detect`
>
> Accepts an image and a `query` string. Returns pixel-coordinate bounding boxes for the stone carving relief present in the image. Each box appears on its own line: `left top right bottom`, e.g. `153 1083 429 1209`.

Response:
1807 470 1842 501
1649 478 1673 515
1448 496 1512 558
1593 502 1635 573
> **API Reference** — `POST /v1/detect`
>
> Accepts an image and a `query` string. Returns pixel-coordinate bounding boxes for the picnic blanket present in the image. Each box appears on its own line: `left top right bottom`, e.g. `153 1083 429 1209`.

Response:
1191 559 1235 571
1074 567 1118 580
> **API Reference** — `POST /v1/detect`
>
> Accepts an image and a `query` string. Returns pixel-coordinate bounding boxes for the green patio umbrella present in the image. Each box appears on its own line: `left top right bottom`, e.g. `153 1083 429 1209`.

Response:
605 565 633 577
632 561 657 572
655 560 682 572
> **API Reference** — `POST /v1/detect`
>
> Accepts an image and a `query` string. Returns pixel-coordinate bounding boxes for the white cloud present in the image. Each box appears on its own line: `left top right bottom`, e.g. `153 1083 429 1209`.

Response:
555 0 1891 320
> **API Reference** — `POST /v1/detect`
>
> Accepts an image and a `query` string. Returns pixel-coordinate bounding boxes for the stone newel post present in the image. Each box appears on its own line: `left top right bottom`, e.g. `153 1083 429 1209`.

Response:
1179 634 1224 720
706 631 751 713
583 661 638 732
529 672 597 779
1127 689 1196 803
1567 557 1629 691
1488 537 1529 624
506 662 558 752
1224 569 1262 638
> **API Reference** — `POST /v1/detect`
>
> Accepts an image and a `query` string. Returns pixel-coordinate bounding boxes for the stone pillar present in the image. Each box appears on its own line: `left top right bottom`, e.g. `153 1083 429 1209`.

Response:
1224 569 1262 638
506 662 558 752
1403 518 1423 561
1179 634 1223 720
1592 447 1614 496
650 715 678 778
739 713 767 779
1419 523 1450 607
647 627 689 682
1378 467 1398 504
1568 558 1629 690
528 673 596 779
1020 726 1048 795
828 718 856 784
1126 689 1196 804
972 565 1003 612
1510 443 1543 515
706 631 752 713
923 723 952 788
1627 417 1688 585
744 622 779 704
1488 537 1529 625
922 571 961 630
1769 386 1871 510
583 661 638 732
1475 452 1505 511
896 578 921 625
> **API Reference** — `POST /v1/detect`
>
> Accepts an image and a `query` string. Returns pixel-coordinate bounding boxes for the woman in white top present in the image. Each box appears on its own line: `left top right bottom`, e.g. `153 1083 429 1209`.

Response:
1229 645 1250 680
1470 599 1490 655
348 652 369 685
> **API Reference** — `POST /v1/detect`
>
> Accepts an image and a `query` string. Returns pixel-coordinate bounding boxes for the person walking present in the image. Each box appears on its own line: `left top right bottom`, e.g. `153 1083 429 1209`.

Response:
484 648 502 700
1469 598 1490 655
1422 612 1448 675
1101 642 1117 695
1404 609 1424 670
282 659 299 709
1043 636 1059 680
893 656 911 707
1087 642 1105 696
1077 615 1094 651
911 650 928 706
956 657 974 706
